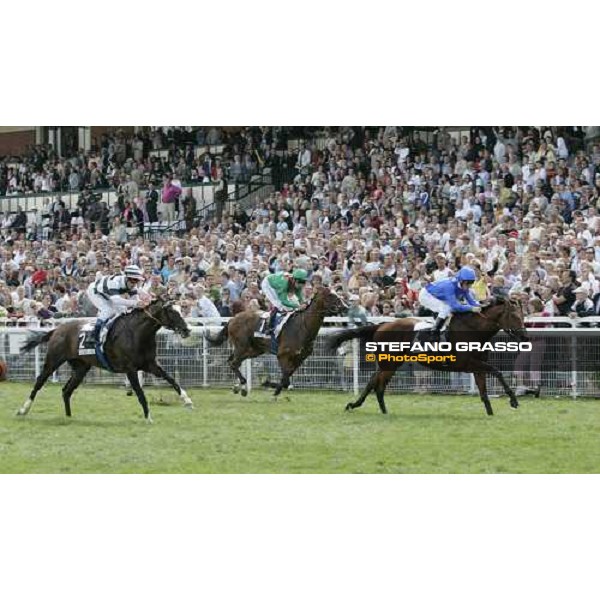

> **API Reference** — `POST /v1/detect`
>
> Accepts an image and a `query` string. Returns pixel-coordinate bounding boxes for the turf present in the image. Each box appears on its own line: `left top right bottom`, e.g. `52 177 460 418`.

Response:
1 382 599 473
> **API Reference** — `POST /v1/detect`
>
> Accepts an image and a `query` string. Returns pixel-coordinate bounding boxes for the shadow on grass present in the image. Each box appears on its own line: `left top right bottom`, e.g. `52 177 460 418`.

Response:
342 410 485 422
12 415 148 428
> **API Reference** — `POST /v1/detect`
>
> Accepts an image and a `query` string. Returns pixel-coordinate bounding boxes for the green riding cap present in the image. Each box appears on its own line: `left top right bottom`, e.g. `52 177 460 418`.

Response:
292 268 309 282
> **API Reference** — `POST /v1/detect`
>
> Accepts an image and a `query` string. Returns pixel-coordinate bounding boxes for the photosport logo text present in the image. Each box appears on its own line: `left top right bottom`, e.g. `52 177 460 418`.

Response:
363 340 533 366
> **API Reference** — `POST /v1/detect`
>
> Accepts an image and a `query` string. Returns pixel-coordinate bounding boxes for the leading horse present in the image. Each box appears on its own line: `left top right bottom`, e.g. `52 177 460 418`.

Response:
329 297 527 416
207 287 347 397
17 298 193 422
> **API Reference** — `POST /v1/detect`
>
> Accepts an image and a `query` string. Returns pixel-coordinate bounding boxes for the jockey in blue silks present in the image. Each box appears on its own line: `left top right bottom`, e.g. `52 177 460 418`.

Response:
418 266 482 339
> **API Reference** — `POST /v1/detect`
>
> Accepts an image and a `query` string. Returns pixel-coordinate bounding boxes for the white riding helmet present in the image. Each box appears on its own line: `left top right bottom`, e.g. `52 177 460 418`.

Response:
124 265 145 281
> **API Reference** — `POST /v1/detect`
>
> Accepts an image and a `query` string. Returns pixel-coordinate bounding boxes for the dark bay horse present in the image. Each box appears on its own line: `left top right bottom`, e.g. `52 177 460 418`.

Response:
17 298 193 423
208 287 347 397
329 297 527 416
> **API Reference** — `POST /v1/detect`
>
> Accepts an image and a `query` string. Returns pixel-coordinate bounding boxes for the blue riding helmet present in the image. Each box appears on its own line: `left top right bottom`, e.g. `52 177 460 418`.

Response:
456 266 476 282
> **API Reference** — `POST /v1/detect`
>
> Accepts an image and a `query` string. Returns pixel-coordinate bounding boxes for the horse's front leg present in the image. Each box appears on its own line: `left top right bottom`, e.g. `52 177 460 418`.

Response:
473 371 493 416
126 370 153 422
470 361 518 410
146 362 193 409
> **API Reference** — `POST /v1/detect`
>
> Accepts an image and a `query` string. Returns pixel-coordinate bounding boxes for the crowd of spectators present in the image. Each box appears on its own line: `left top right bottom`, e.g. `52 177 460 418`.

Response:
2 125 600 327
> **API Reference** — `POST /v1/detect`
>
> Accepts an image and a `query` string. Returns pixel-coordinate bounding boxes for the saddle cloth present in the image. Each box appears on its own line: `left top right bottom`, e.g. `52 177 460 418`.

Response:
257 311 293 339
274 312 293 338
413 320 435 332
78 322 96 355
78 315 119 359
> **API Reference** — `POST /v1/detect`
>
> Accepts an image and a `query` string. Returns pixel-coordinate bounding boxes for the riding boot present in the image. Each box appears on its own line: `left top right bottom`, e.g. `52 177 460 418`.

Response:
263 310 278 337
429 316 446 341
93 319 104 345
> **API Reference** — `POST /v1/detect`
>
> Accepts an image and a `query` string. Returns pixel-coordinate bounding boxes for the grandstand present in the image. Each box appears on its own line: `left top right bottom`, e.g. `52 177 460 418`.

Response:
2 125 600 395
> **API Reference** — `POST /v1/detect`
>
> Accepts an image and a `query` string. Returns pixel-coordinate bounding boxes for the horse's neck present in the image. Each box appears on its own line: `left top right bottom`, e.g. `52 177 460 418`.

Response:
452 311 501 340
294 297 326 339
120 309 161 339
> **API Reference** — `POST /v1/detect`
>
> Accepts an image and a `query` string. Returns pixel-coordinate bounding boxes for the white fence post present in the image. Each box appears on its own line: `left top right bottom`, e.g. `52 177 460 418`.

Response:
246 359 252 392
571 335 578 399
469 374 476 395
352 337 359 396
34 346 40 378
202 331 208 388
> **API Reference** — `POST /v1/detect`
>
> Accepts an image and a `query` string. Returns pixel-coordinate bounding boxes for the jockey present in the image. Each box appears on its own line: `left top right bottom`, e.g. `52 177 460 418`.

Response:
256 268 308 338
418 266 482 339
87 264 148 344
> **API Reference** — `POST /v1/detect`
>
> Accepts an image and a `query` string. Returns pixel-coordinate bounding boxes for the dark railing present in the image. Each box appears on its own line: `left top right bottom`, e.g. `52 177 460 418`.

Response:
141 170 273 240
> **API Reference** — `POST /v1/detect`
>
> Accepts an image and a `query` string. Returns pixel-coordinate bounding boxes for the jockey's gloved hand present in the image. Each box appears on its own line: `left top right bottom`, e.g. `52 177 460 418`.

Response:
471 306 482 313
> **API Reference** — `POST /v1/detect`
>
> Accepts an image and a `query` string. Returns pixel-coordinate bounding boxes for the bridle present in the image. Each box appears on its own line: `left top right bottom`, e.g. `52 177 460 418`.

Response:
143 306 163 327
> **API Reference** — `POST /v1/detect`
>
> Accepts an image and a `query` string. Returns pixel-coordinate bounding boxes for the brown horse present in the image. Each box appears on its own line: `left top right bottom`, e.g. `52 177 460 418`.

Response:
16 298 192 423
207 287 348 397
329 297 527 416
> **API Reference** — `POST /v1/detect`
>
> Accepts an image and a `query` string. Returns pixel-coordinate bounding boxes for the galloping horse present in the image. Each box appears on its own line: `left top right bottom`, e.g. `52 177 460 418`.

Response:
208 287 347 397
17 298 193 422
329 297 527 415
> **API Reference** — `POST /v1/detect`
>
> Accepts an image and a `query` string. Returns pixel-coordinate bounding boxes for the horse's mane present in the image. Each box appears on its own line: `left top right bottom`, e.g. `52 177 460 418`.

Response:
484 295 519 308
115 298 166 325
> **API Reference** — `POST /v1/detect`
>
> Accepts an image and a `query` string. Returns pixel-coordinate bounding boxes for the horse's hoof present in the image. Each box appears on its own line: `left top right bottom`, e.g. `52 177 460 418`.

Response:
240 388 248 397
146 415 154 424
184 403 194 410
345 403 354 412
16 410 25 417
126 390 133 397
232 387 240 394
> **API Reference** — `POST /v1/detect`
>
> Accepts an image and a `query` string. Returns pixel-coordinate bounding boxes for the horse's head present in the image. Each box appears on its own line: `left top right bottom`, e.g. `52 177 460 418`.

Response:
145 297 191 338
483 296 527 342
317 287 349 316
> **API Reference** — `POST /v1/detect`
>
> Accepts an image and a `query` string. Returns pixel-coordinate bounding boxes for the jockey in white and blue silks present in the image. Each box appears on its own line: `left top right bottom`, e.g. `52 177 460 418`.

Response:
87 264 148 343
418 266 482 338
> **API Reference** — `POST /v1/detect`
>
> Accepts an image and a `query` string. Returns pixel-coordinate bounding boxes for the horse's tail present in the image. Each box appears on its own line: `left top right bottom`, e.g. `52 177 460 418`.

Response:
21 329 55 353
205 322 229 346
327 324 380 352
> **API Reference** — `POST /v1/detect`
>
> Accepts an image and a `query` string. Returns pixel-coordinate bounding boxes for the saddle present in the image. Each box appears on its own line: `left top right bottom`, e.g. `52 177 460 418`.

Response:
254 310 293 346
78 316 119 371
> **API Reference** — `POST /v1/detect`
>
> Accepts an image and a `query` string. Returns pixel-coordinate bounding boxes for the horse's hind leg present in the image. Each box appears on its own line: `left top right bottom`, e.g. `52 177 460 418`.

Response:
274 361 301 399
373 370 395 415
473 372 493 416
145 361 193 409
126 371 152 423
346 370 378 412
62 360 91 417
17 356 67 416
229 352 249 397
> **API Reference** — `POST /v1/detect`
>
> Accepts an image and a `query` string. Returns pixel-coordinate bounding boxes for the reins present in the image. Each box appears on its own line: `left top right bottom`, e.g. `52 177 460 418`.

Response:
142 306 163 327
